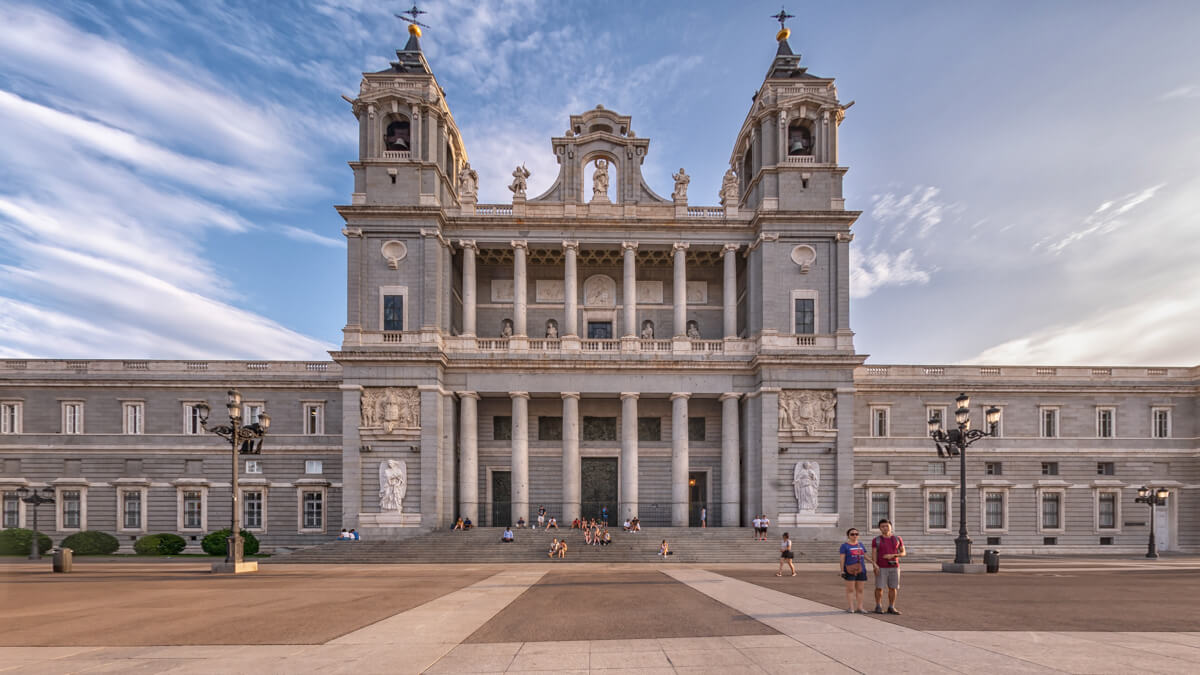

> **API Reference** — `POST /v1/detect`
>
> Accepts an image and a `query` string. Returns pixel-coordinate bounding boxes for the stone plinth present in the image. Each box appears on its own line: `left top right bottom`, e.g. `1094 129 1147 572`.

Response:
211 561 258 574
941 562 987 574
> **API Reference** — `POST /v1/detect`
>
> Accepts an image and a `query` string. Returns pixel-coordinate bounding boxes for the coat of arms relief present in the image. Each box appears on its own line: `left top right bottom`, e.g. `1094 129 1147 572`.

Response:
360 387 420 433
778 390 837 442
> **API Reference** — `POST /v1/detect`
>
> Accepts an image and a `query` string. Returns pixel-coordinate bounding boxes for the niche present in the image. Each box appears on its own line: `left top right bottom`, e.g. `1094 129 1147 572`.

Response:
384 116 411 152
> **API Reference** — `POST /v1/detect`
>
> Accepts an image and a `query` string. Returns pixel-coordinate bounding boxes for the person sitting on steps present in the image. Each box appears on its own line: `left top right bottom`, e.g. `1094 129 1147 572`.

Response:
501 527 514 542
452 517 464 531
557 539 568 558
548 538 559 558
463 516 472 530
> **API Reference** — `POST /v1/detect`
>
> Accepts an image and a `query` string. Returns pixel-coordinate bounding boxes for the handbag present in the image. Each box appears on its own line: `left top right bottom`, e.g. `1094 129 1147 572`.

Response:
844 544 864 574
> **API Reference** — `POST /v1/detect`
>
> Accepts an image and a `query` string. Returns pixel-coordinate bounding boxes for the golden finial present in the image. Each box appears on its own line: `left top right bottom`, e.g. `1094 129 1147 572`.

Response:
408 23 421 37
777 28 791 41
396 5 429 37
771 8 795 41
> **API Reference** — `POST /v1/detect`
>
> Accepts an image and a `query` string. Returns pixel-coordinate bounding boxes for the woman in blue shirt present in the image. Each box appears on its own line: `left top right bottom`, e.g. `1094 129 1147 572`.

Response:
839 528 868 613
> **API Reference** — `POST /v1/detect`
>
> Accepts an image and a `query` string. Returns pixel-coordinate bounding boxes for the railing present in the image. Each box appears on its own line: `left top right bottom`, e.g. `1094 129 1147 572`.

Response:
582 339 620 352
1035 368 1057 376
123 361 149 370
639 339 672 352
979 367 1002 376
1091 368 1112 376
923 367 945 376
476 338 509 351
66 361 88 370
474 204 514 216
381 150 410 159
777 85 832 96
186 362 208 370
5 361 27 369
686 206 724 218
0 360 340 374
382 332 405 343
782 155 816 164
246 362 270 370
865 366 890 376
306 363 329 371
692 340 724 353
794 335 816 346
529 339 561 351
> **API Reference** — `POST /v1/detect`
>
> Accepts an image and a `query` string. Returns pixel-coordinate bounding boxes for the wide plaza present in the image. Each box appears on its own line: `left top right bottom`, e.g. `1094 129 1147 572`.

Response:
2 557 1199 673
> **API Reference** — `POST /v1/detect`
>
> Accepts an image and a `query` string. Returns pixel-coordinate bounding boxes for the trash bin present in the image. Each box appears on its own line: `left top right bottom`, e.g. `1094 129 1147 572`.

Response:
52 547 73 573
983 549 999 573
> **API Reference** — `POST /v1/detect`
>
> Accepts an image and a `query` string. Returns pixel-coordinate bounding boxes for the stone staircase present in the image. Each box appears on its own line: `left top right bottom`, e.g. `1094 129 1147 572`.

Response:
271 527 844 564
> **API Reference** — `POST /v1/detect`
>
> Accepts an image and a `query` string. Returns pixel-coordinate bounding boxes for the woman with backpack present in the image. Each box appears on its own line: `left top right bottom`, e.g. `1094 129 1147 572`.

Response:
839 528 868 613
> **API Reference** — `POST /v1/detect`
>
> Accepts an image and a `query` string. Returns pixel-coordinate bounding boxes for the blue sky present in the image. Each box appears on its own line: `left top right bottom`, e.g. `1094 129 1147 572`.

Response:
1 0 1198 366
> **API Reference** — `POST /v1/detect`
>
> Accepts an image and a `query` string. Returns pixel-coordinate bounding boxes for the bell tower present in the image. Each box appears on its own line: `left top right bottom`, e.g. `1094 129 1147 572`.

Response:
730 16 853 212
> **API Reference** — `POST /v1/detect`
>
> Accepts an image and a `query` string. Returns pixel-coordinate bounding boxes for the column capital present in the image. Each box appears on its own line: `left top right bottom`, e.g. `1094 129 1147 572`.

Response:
621 241 639 251
719 392 742 402
455 391 480 400
511 240 528 250
672 242 690 253
341 227 363 239
723 243 740 254
560 392 581 400
619 392 640 400
510 391 530 400
835 232 855 243
669 392 692 401
458 240 478 251
562 240 579 252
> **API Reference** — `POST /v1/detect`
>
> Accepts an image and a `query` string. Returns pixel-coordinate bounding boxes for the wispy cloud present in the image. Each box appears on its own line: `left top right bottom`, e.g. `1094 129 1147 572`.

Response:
848 185 947 298
850 248 932 299
1160 84 1200 100
872 186 947 242
281 225 346 249
1034 184 1164 255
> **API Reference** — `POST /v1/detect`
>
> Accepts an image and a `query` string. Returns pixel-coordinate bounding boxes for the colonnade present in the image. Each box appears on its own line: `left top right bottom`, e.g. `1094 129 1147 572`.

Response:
456 240 741 339
455 392 742 527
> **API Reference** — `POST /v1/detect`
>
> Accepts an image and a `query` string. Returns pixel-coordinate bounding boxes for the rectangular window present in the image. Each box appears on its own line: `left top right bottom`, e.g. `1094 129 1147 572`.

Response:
0 402 21 434
183 491 202 529
243 404 263 425
123 491 142 529
245 460 263 474
303 492 323 529
870 492 891 528
3 492 20 528
794 298 815 334
123 402 144 435
492 416 512 441
927 461 945 475
1098 492 1117 529
985 492 1005 530
61 490 81 529
986 406 1003 437
63 402 83 434
537 416 563 441
1152 408 1171 439
688 417 706 442
926 407 946 431
1096 408 1115 438
985 462 1003 476
244 491 263 529
928 492 947 530
1041 462 1059 476
1041 408 1058 438
1097 462 1115 476
383 294 404 331
871 408 889 438
305 460 323 475
586 321 613 339
582 416 617 441
1042 492 1061 530
304 404 324 435
637 417 661 442
184 404 204 434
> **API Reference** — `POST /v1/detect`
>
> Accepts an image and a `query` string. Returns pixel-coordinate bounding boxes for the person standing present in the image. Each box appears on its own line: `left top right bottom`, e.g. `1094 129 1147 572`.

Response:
839 528 868 613
601 505 609 526
871 519 906 615
776 532 796 576
761 515 770 542
700 506 707 528
752 515 761 540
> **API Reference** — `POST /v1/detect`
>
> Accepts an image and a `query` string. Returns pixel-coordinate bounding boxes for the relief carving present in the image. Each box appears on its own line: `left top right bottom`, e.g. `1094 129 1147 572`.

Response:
361 387 420 433
778 390 837 441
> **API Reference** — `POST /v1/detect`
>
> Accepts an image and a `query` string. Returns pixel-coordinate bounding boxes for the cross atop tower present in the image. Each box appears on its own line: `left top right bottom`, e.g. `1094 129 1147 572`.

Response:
396 4 429 30
771 8 795 31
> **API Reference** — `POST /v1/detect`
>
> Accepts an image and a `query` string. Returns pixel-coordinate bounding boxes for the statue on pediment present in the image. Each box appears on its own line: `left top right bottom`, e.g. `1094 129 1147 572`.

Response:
592 158 610 201
672 168 690 201
719 168 739 206
458 163 478 199
509 164 530 198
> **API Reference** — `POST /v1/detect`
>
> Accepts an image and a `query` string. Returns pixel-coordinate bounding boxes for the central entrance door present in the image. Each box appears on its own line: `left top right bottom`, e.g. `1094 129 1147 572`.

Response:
581 457 618 525
688 471 708 527
491 470 511 527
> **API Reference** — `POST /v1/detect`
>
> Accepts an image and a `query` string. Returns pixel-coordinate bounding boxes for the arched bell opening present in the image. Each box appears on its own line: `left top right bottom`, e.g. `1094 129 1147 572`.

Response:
384 115 411 153
788 120 814 156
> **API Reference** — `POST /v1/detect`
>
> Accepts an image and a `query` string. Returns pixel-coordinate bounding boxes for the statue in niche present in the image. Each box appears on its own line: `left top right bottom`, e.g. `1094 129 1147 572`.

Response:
778 390 837 436
500 318 514 338
545 319 559 338
672 168 690 201
592 158 610 200
685 320 701 339
719 168 739 206
794 461 819 513
508 164 530 198
640 320 655 339
379 459 407 512
458 163 478 199
360 387 420 433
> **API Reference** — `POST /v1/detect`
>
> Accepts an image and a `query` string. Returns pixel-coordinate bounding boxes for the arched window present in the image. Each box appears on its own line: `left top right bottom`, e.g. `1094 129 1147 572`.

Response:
741 151 753 193
788 121 813 156
384 116 410 152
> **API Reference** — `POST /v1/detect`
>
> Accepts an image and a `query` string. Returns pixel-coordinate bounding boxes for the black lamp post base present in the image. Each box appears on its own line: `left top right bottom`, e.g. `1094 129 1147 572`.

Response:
954 535 973 565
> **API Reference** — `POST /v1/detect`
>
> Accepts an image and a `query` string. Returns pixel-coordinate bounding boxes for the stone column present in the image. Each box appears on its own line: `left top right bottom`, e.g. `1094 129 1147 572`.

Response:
620 393 639 522
460 241 477 336
622 241 638 338
511 392 530 526
672 242 689 337
340 384 363 529
563 241 579 337
720 393 741 527
562 392 581 523
512 240 528 337
723 243 738 339
835 232 854 350
671 392 691 526
457 392 479 524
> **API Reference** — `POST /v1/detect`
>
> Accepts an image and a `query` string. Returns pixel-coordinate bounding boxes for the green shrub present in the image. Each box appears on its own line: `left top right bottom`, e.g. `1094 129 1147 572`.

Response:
60 530 120 555
0 528 53 556
201 529 259 556
134 533 188 556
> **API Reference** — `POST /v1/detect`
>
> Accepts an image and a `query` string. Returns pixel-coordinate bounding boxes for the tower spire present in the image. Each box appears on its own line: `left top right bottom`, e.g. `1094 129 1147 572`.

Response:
395 4 430 52
771 7 795 54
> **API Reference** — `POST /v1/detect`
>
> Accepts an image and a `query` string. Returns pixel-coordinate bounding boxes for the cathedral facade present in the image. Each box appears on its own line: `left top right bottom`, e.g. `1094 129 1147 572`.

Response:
1 26 1195 555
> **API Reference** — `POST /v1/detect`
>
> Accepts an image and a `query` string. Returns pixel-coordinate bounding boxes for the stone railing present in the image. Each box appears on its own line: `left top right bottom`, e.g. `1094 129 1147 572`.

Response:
854 365 1186 380
686 206 725 218
473 204 514 216
777 85 833 97
782 155 816 164
476 338 509 351
760 334 838 350
382 150 411 159
528 339 561 351
0 360 341 374
638 339 672 352
581 339 620 352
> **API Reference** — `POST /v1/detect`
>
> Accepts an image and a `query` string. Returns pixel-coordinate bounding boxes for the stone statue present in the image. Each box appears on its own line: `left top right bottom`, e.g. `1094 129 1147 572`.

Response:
379 459 407 512
794 461 819 513
592 158 609 199
640 320 655 339
719 168 739 206
545 319 559 339
458 163 478 199
672 168 690 201
508 164 530 198
360 387 421 432
501 318 514 338
685 320 701 339
778 390 837 436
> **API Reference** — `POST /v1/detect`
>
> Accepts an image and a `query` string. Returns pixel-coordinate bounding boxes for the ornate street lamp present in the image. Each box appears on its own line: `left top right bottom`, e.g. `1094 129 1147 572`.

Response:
1134 486 1170 559
928 393 1001 566
195 390 270 572
14 486 55 560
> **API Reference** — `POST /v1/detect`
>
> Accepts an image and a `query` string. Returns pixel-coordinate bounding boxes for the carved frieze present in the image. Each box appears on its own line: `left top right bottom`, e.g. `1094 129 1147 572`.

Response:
361 387 420 433
778 389 837 441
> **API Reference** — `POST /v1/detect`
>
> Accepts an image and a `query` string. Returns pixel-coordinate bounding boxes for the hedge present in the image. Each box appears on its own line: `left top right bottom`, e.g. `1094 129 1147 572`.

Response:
0 528 53 556
60 531 120 555
201 529 259 556
134 533 188 556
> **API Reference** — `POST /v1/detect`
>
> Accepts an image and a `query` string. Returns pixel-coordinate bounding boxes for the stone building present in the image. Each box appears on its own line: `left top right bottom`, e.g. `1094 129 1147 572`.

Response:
0 24 1195 554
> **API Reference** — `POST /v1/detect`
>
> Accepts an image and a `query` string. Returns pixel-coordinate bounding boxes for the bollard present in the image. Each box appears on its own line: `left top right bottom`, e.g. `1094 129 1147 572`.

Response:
52 547 73 573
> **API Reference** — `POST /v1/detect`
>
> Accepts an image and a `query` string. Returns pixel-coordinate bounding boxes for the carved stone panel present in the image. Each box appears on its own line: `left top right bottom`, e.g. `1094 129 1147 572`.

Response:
778 390 837 442
535 279 565 303
636 280 663 304
360 387 421 434
686 281 708 304
582 275 616 307
491 280 514 303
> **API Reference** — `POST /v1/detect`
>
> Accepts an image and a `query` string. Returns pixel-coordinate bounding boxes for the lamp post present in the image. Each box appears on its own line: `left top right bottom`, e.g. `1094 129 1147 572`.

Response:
15 486 55 560
195 390 269 572
928 393 1001 566
1134 486 1169 559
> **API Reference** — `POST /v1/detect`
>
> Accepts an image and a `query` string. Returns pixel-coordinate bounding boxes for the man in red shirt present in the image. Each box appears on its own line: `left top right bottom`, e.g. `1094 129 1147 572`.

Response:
871 518 906 615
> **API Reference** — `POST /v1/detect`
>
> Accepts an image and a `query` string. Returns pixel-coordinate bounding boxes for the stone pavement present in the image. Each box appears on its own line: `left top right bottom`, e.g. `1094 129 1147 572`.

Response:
2 561 1200 673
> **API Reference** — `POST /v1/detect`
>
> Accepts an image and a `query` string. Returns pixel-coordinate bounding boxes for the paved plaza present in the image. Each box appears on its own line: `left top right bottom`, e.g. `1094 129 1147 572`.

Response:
0 558 1199 673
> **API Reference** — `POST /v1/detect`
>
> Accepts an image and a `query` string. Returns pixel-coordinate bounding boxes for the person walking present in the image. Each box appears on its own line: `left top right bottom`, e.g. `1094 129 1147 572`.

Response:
776 532 796 576
839 528 868 613
871 519 906 615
